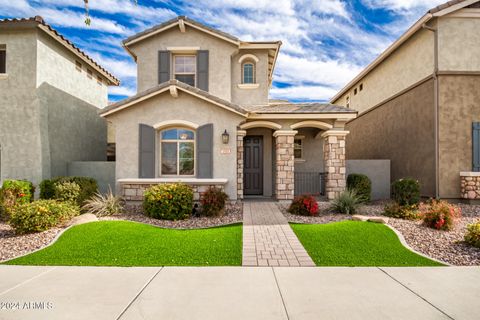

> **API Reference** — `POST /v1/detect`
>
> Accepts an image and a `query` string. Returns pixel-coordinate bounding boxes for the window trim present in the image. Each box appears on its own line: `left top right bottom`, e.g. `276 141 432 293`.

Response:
241 61 256 84
173 54 196 87
294 136 305 161
158 127 196 177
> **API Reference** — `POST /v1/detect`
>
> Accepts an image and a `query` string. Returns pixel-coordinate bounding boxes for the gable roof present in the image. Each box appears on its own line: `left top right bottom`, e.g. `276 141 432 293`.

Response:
100 79 248 117
0 16 119 85
330 0 478 103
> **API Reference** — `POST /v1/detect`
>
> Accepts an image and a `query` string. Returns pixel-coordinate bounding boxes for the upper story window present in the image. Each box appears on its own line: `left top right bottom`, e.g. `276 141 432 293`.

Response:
160 128 195 176
75 60 82 72
346 96 350 108
87 69 93 79
242 62 255 84
0 45 6 74
174 55 196 87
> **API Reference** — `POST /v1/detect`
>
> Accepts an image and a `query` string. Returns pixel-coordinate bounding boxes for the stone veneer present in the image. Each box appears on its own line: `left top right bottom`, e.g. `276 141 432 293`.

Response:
237 130 246 200
274 130 297 201
460 172 480 200
121 182 225 202
322 131 348 200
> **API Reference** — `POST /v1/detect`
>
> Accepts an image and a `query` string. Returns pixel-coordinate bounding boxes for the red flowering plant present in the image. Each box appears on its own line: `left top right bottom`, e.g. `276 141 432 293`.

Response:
288 194 319 216
419 199 461 231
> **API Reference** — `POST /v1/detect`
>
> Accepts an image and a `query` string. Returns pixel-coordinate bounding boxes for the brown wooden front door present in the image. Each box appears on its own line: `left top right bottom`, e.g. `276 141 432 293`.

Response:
244 136 263 195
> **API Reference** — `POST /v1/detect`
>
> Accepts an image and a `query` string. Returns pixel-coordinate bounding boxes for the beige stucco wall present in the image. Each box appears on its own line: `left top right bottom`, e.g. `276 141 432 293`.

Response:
294 128 325 173
36 31 108 108
333 28 434 114
231 49 269 105
438 14 480 72
106 92 244 199
438 75 480 198
129 27 237 101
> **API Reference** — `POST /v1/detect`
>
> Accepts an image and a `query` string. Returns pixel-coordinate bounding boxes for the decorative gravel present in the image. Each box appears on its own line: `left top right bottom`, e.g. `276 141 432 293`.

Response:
100 202 243 229
0 223 62 263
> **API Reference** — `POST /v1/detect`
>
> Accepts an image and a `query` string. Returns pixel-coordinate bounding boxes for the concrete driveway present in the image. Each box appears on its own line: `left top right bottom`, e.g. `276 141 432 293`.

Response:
0 266 478 320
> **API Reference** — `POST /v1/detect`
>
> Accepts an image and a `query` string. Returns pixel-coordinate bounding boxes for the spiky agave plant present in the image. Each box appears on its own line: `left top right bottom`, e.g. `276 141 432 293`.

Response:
330 189 361 215
82 187 125 216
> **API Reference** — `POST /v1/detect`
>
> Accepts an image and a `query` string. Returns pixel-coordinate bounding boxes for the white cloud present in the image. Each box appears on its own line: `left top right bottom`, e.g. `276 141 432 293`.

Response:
361 0 445 12
87 52 137 79
109 85 136 97
270 85 338 101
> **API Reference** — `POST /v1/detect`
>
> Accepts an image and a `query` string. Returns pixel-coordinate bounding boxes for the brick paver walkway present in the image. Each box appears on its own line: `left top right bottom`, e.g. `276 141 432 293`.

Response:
242 201 315 267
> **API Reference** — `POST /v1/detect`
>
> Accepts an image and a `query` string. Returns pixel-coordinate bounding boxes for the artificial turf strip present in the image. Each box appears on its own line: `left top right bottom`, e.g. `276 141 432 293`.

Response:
4 221 243 267
290 221 444 267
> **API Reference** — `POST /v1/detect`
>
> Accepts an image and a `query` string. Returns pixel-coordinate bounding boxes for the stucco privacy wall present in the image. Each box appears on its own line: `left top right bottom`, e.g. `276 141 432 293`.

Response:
245 128 273 197
438 75 480 198
346 160 391 200
129 27 237 100
38 84 107 178
67 161 115 194
36 31 108 108
0 30 43 184
333 28 434 114
106 91 244 200
438 15 480 72
346 79 436 197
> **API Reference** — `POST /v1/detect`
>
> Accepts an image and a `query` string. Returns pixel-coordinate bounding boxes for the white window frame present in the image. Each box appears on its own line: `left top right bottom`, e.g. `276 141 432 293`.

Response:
294 136 305 162
242 61 256 84
173 55 196 86
158 127 196 177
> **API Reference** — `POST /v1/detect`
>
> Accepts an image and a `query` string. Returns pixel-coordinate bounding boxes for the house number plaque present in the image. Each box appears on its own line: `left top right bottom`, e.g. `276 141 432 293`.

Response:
220 148 231 155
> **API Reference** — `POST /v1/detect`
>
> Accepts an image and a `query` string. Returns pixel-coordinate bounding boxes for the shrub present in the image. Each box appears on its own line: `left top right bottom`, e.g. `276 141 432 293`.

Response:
288 194 319 216
391 178 420 206
419 199 461 231
330 190 361 215
82 188 124 216
0 180 35 219
143 183 193 220
40 176 98 206
8 200 79 234
200 187 228 217
54 181 81 204
465 222 480 248
347 173 371 203
384 203 419 220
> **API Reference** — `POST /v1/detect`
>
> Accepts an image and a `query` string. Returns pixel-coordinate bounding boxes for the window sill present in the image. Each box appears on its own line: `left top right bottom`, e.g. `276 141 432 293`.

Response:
118 178 228 185
0 74 8 80
294 159 306 163
237 83 260 90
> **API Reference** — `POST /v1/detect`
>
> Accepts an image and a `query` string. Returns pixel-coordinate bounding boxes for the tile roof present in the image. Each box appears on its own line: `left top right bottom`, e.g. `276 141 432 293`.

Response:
428 0 469 13
0 16 119 85
248 103 357 114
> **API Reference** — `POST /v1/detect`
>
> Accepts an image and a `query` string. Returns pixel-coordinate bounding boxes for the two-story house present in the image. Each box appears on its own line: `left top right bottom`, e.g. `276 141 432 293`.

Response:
100 16 357 202
331 0 480 201
0 16 119 186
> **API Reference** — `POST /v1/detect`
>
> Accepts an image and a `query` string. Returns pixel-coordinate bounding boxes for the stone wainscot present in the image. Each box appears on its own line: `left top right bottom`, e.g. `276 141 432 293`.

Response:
460 172 480 200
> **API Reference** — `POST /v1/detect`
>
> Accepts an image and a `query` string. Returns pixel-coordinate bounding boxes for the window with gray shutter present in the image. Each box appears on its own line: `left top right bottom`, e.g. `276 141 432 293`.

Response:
196 123 213 178
139 124 155 178
158 51 170 84
197 50 209 91
473 122 480 171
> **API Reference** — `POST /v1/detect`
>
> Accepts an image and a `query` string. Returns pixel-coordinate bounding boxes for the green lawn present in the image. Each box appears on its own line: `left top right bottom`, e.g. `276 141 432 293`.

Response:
291 221 443 267
4 221 242 266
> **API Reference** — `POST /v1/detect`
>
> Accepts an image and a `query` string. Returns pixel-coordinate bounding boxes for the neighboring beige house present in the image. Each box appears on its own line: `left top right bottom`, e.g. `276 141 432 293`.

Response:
331 0 480 200
101 16 357 202
0 16 119 186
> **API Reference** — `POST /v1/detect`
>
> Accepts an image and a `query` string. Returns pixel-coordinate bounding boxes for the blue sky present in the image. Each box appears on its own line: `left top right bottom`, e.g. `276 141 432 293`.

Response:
1 0 447 102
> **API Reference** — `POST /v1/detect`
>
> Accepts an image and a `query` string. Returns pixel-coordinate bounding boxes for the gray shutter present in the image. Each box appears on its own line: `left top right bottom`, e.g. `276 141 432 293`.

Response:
139 124 155 178
196 123 213 178
197 50 209 91
473 122 480 171
158 50 170 84
0 50 5 74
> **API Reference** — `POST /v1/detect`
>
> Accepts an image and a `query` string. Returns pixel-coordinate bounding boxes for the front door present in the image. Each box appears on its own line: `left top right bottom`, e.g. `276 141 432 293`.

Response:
244 136 263 195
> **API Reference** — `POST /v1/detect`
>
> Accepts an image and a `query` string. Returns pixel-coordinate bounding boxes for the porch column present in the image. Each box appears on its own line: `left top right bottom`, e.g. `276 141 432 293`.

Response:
273 130 298 201
322 130 349 200
236 130 247 200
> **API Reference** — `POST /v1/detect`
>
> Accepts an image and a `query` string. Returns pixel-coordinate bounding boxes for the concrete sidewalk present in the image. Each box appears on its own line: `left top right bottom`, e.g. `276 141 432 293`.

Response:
0 266 478 320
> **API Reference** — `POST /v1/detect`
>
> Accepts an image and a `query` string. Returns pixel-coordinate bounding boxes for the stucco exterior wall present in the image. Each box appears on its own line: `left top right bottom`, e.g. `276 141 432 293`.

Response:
438 75 480 198
333 28 434 114
438 15 480 72
106 92 244 199
244 128 273 197
36 31 108 108
0 30 44 185
231 49 269 105
294 128 325 173
129 27 237 101
346 79 436 197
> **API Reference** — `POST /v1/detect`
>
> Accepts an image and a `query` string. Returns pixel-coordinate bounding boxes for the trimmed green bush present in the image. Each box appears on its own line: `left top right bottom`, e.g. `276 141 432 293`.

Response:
288 194 319 216
9 200 80 234
40 176 98 206
465 222 480 248
330 190 361 215
384 203 419 220
143 183 193 220
347 173 372 203
54 181 81 204
200 187 228 217
0 180 35 219
391 178 420 206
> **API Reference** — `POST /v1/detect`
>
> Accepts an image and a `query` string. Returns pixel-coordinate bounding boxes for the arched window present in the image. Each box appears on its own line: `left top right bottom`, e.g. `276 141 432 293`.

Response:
160 128 195 176
242 62 255 84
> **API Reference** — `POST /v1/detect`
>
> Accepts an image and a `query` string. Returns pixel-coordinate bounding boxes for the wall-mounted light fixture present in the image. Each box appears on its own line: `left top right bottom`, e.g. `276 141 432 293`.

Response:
222 130 230 144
